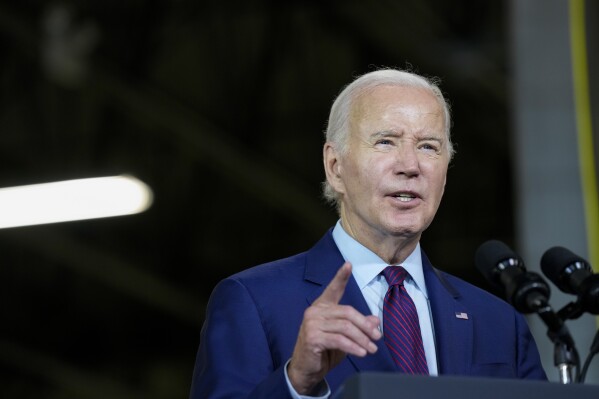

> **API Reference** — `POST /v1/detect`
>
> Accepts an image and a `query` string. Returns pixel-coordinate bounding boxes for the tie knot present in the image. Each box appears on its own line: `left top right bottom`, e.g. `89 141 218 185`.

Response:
382 266 408 286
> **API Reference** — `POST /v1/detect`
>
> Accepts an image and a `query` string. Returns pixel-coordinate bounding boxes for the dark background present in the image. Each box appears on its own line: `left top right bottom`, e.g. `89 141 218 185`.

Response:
0 1 515 398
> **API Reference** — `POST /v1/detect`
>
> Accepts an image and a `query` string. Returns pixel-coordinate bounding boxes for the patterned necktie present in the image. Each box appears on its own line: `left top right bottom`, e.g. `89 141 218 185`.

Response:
382 266 429 374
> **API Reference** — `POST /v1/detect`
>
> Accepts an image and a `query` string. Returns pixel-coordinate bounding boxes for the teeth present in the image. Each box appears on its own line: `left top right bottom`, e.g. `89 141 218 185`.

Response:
395 193 415 202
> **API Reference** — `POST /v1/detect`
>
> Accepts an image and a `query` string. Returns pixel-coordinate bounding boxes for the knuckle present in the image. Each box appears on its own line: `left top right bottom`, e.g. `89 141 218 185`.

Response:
304 330 324 348
340 319 352 331
338 305 354 318
303 307 314 318
303 305 320 319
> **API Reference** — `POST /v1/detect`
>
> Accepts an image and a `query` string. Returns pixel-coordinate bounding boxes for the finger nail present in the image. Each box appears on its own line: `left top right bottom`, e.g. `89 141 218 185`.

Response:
368 342 378 353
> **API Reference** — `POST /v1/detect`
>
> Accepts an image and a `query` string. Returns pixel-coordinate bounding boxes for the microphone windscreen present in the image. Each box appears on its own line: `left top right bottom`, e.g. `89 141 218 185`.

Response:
474 240 519 283
540 246 586 291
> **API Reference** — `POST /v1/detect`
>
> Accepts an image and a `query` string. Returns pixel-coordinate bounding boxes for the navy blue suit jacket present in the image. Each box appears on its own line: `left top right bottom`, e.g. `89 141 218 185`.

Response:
190 230 546 398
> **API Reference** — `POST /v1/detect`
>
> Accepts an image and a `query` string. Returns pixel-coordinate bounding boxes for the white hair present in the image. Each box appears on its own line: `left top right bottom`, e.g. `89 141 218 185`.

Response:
322 68 454 208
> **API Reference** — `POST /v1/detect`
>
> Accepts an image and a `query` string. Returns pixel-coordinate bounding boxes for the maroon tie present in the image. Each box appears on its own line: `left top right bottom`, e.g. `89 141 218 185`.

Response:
382 266 429 374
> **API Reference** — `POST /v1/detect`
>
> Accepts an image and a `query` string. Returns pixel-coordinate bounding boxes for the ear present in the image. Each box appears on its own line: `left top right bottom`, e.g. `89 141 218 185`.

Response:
323 142 346 195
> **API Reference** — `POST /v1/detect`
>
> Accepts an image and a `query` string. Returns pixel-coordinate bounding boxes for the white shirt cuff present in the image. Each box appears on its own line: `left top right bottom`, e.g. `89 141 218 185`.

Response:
284 359 331 399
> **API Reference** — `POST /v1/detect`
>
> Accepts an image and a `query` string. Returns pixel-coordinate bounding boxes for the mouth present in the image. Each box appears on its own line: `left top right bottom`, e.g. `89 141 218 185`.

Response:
389 191 420 202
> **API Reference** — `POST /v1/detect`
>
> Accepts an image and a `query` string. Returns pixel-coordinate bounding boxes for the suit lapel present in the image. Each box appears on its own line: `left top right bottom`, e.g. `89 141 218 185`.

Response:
341 277 397 372
304 234 473 375
422 251 472 375
304 230 397 373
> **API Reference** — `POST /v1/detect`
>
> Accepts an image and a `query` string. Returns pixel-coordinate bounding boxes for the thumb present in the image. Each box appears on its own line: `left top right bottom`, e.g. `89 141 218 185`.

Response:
315 262 352 305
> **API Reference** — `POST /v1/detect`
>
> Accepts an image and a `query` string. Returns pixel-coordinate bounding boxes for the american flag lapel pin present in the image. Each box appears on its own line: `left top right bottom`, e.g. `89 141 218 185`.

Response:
455 312 469 320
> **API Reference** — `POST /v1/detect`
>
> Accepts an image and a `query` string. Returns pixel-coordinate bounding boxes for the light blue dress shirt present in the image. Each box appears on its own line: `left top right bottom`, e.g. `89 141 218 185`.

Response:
331 220 438 375
285 221 438 399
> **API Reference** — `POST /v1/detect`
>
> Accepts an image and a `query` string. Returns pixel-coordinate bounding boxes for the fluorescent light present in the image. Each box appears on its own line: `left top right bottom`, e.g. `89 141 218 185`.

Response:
0 175 153 229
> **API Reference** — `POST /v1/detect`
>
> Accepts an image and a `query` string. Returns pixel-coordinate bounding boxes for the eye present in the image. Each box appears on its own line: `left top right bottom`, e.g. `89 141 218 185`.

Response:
375 139 393 146
419 141 441 152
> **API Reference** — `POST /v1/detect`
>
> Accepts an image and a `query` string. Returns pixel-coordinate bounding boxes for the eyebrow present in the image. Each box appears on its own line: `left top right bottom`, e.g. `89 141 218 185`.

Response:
370 130 400 139
370 130 444 142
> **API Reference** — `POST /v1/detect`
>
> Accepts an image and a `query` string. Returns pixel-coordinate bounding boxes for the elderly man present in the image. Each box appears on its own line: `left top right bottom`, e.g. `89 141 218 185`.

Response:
189 68 546 399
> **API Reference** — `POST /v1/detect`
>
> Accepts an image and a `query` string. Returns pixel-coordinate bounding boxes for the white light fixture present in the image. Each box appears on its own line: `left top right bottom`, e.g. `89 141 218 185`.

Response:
0 175 153 229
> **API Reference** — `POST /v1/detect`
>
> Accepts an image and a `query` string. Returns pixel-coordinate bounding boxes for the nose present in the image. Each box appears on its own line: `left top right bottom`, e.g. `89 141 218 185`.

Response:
394 145 420 177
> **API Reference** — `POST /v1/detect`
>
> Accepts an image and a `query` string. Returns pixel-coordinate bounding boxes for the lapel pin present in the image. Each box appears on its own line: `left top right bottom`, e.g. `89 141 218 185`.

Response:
455 312 469 320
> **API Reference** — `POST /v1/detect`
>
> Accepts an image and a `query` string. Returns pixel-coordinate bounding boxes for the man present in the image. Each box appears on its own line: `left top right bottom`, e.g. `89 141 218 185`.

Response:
189 68 547 399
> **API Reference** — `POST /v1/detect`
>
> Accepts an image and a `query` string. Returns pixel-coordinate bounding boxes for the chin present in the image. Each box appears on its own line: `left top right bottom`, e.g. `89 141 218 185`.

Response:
383 223 423 238
381 214 424 233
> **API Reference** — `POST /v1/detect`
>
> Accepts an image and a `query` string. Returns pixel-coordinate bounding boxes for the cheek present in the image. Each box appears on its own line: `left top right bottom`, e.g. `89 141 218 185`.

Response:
358 159 387 191
364 153 392 176
430 171 448 199
342 161 379 203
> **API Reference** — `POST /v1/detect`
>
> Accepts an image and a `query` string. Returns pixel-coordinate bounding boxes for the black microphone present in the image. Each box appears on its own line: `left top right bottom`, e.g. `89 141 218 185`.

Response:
474 240 551 313
475 240 580 382
541 246 599 315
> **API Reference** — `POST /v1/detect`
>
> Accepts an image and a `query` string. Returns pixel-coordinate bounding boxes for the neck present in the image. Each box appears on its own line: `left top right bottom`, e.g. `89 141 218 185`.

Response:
339 217 420 265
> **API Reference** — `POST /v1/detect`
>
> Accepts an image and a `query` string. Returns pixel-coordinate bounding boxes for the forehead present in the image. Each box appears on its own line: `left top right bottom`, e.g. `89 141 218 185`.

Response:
350 85 445 133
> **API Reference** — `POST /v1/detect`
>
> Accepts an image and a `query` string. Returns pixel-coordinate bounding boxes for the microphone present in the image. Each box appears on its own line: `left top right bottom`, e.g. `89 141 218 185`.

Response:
474 240 551 313
475 240 580 384
541 246 599 315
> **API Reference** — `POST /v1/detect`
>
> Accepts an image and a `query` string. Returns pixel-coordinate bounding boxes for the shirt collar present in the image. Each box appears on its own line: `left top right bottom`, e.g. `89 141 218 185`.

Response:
331 220 428 298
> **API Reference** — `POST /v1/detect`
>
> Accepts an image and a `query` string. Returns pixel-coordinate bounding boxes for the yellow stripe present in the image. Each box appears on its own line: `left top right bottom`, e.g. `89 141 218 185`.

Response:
570 0 599 276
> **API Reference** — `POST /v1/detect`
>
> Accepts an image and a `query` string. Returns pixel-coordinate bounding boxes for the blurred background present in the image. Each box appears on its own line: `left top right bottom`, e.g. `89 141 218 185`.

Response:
0 1 597 398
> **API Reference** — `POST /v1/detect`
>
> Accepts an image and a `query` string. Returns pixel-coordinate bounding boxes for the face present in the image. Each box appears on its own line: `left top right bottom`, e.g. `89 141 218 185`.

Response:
324 85 450 245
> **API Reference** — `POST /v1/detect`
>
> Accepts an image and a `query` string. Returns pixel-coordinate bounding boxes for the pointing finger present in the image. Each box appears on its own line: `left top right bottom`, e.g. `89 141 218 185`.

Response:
315 262 352 305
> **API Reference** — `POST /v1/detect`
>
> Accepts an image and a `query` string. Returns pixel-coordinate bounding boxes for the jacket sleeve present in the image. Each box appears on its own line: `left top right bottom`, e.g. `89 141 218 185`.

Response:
189 278 293 399
515 312 548 380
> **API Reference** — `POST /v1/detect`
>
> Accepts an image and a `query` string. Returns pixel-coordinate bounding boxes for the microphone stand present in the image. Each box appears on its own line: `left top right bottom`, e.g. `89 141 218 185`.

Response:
536 305 578 383
528 294 580 383
557 300 597 383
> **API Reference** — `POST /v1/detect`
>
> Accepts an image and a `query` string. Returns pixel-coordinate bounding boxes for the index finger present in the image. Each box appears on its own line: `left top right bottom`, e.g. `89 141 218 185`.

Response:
314 262 352 305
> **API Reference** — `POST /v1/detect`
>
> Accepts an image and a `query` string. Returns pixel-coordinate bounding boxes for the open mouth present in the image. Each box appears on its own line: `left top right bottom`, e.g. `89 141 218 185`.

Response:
392 193 417 202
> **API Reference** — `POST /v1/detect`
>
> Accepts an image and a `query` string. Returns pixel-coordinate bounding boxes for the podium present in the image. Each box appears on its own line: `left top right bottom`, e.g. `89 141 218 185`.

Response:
333 372 599 399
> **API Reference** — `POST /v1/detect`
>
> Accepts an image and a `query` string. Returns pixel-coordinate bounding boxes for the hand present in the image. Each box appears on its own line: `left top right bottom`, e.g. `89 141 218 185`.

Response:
287 262 382 394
